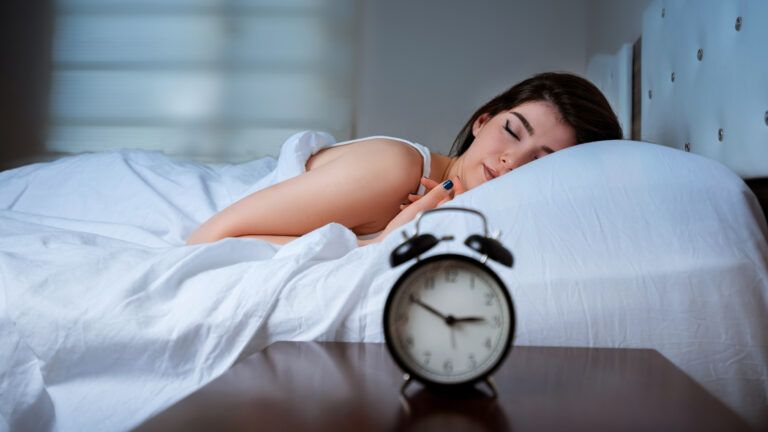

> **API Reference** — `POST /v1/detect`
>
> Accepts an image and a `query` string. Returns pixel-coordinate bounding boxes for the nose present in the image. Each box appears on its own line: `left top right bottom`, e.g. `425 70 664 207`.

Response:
499 157 511 174
501 145 537 173
499 152 525 173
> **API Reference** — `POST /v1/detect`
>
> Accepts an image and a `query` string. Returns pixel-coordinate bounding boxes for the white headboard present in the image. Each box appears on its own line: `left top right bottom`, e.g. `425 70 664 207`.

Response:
641 0 768 179
586 43 634 140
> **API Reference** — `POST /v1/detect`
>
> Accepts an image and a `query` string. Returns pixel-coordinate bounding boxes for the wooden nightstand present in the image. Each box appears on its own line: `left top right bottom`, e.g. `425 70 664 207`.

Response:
138 342 752 432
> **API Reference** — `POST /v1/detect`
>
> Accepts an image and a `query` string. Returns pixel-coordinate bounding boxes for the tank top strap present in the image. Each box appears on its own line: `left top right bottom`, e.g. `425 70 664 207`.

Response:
328 135 431 195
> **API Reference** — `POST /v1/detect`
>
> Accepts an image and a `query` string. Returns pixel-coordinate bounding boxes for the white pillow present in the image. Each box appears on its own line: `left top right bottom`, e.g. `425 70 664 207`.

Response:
395 139 768 281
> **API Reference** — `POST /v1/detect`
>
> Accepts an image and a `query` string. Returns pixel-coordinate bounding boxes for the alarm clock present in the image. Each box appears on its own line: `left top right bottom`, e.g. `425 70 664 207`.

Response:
384 206 515 397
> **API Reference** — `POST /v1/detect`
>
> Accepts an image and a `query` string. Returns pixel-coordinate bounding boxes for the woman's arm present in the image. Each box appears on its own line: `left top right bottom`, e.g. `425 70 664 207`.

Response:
354 176 465 247
239 234 376 247
186 139 423 245
237 234 301 245
233 179 464 248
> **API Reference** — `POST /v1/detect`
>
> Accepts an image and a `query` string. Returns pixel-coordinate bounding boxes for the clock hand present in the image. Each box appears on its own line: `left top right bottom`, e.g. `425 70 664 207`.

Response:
452 316 487 324
409 295 451 325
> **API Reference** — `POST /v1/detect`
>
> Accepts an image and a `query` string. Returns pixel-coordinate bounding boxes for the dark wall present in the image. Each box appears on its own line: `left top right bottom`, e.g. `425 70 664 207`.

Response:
0 0 53 172
745 179 768 226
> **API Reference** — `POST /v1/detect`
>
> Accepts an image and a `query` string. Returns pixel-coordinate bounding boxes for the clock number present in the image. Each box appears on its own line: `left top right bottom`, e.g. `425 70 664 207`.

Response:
484 337 492 350
468 353 478 368
443 359 453 373
405 335 414 348
485 291 495 306
444 268 458 283
470 275 476 290
491 315 501 329
424 275 435 290
423 350 432 366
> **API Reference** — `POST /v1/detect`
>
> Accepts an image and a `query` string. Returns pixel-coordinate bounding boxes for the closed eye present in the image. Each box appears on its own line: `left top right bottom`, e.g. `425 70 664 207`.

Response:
504 119 519 141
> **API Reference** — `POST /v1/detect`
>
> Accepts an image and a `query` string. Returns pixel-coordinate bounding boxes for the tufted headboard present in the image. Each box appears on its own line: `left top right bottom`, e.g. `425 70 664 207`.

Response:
641 0 768 180
588 0 768 218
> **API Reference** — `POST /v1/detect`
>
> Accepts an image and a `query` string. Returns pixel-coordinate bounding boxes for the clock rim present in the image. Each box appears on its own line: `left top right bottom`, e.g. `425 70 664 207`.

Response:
383 253 516 387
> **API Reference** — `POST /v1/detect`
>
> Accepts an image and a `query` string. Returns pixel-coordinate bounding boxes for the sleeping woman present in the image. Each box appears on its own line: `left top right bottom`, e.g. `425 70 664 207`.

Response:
186 72 623 247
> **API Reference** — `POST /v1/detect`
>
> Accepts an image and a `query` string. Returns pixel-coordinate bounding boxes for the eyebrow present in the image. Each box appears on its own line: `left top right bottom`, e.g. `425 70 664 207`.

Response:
511 111 534 136
510 111 555 154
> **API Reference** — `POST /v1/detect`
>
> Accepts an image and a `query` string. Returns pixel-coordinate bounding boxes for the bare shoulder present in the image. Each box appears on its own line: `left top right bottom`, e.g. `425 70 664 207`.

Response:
328 138 424 234
339 138 423 191
351 137 422 165
306 137 423 174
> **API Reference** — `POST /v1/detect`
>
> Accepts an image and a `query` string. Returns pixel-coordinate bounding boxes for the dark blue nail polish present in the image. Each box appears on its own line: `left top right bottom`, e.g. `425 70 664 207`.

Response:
442 180 453 190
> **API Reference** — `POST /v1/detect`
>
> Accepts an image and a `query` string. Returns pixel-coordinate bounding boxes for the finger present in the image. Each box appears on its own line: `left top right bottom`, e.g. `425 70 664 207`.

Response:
414 179 455 208
390 180 456 234
417 179 437 195
420 177 440 189
407 193 421 203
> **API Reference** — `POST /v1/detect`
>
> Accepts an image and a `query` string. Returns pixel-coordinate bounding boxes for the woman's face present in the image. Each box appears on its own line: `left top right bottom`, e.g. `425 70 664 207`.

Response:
460 100 577 190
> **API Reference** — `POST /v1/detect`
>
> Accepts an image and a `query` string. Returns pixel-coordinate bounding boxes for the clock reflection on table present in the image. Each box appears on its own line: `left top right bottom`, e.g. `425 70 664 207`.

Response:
393 386 510 432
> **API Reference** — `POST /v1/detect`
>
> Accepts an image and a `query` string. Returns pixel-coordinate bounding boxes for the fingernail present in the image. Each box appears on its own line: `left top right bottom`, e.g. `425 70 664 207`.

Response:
442 180 453 190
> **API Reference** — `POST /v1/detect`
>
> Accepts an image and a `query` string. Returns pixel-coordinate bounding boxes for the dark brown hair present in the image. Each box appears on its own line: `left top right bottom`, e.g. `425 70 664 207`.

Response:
449 72 623 156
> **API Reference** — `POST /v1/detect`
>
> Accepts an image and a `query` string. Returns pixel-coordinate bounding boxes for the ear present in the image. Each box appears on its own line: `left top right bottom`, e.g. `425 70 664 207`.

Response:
471 113 492 137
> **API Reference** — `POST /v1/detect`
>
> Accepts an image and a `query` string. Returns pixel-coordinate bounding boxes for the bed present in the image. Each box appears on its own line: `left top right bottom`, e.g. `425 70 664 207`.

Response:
1 0 767 431
584 0 768 425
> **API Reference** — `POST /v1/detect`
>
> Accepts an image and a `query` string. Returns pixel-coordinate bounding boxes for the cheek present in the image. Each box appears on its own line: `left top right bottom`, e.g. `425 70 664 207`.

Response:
473 134 507 156
553 127 578 149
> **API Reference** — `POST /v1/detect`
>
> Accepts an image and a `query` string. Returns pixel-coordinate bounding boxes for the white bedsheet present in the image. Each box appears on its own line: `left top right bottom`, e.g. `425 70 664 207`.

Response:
1 133 766 430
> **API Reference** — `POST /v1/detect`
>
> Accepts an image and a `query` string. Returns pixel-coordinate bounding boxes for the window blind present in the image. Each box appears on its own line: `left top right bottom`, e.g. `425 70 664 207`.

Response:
48 0 357 162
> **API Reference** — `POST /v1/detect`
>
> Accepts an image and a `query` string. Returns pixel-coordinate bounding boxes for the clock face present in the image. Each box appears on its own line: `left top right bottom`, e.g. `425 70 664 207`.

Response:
384 254 514 385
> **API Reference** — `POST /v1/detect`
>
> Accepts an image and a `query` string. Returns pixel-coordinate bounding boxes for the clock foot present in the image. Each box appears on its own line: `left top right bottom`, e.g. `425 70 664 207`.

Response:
483 376 498 398
399 374 413 415
400 373 413 396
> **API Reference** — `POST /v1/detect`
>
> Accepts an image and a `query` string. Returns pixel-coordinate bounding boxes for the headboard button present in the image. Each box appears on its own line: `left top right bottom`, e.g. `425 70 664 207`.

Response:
735 17 742 31
697 49 703 61
718 128 724 142
671 72 676 82
684 142 691 152
648 89 653 99
764 111 767 126
661 8 666 18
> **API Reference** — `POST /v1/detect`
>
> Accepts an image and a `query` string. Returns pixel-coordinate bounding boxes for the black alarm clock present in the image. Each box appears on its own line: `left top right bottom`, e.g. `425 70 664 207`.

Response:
384 206 515 397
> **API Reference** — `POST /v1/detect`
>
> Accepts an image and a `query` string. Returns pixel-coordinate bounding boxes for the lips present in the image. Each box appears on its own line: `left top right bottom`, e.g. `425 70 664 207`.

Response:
483 164 498 181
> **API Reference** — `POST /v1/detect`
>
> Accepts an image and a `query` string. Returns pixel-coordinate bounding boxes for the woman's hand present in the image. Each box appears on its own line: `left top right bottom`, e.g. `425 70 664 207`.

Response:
376 176 466 242
400 176 467 210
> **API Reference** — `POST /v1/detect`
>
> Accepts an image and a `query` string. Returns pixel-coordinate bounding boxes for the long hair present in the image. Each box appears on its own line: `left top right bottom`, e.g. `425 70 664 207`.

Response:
449 72 623 156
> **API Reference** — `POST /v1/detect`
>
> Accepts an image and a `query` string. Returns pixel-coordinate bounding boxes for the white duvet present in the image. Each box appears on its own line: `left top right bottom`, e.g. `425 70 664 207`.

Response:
1 132 766 430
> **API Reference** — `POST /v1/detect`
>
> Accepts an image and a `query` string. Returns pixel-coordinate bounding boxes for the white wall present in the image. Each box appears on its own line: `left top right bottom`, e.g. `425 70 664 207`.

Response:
354 0 589 154
586 0 655 59
583 0 655 141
